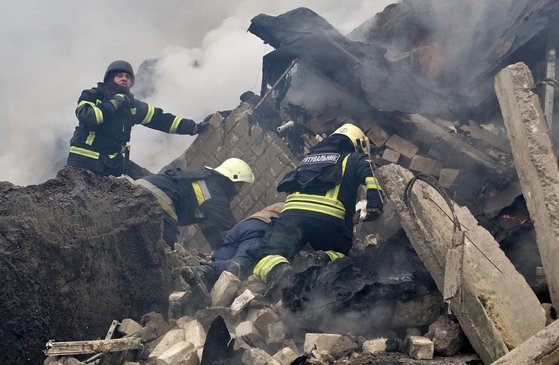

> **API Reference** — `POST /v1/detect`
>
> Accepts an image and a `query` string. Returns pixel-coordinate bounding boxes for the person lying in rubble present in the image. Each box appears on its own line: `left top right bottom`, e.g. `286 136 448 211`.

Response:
66 60 210 179
134 157 255 249
249 123 384 297
180 202 284 293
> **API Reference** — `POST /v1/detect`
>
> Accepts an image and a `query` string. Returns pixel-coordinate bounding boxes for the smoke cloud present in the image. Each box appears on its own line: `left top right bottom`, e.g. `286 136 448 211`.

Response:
0 0 394 185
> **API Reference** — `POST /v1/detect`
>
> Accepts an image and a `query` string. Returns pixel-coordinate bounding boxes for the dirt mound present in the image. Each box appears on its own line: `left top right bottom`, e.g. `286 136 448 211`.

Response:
0 167 179 364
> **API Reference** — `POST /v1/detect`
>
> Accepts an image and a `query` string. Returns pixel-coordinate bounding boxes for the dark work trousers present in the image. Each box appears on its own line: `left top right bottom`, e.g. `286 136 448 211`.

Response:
212 218 269 278
252 214 352 262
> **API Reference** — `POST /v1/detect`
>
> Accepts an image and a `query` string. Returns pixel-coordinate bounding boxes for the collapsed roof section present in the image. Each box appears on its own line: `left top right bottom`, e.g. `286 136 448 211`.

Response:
249 1 558 120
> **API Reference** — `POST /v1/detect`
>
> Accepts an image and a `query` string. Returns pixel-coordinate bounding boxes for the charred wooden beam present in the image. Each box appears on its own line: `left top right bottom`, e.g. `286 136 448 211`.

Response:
491 319 559 365
45 337 142 356
495 62 559 311
377 164 546 364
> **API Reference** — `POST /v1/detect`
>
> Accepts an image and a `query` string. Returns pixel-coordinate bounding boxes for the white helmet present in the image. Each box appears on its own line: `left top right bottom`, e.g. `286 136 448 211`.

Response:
331 123 370 156
207 158 254 183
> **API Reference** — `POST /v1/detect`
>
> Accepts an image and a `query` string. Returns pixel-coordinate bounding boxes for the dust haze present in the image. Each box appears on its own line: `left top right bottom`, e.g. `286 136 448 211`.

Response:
0 0 394 185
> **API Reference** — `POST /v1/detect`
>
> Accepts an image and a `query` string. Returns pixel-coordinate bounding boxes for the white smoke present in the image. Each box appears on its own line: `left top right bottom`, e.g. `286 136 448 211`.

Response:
0 0 394 185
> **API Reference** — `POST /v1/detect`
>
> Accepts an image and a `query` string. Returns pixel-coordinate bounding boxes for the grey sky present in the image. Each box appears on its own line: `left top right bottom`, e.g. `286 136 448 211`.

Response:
0 0 394 185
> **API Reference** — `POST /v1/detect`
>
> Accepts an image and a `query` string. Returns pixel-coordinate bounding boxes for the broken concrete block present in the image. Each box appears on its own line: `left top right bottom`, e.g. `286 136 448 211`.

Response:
238 274 266 296
385 134 419 158
117 318 143 337
180 319 206 349
149 328 185 360
381 148 400 164
362 338 387 354
272 347 299 365
303 333 342 353
236 321 263 345
425 314 465 356
407 336 434 360
495 62 559 310
242 348 281 365
174 316 194 329
253 307 280 333
378 163 546 364
409 155 443 176
140 312 171 343
367 124 390 147
194 307 233 330
491 318 559 364
265 321 286 345
167 291 187 320
230 289 256 317
156 341 198 365
211 271 241 307
122 362 141 365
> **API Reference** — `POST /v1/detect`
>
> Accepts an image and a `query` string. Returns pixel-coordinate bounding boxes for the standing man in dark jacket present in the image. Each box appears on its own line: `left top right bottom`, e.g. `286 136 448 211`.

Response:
135 157 254 249
66 60 209 178
250 123 384 294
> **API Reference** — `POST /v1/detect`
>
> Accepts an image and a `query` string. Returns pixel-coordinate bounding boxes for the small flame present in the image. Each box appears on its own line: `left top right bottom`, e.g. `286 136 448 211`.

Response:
500 213 529 225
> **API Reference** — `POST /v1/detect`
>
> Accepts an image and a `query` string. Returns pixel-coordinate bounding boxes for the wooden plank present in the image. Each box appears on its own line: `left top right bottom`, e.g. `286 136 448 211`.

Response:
495 62 559 311
377 164 546 364
45 337 142 356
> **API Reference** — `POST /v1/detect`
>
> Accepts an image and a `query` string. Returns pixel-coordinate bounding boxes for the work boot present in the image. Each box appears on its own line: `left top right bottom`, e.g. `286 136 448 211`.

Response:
265 263 295 302
181 264 217 293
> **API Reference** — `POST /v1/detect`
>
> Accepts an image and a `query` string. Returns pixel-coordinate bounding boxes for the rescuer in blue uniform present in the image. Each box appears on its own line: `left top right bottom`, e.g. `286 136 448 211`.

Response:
180 203 284 292
66 60 209 178
250 123 384 295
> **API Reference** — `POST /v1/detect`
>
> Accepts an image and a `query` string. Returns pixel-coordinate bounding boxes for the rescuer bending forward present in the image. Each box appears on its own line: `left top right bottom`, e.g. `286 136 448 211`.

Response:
250 123 384 296
135 157 254 249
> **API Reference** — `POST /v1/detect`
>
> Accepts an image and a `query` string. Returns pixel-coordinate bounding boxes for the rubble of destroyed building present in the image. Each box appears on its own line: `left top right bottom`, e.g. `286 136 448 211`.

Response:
2 1 559 364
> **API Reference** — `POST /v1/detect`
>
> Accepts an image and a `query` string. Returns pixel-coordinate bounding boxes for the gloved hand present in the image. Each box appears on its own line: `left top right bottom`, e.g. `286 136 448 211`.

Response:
362 207 382 222
110 93 132 110
193 120 210 134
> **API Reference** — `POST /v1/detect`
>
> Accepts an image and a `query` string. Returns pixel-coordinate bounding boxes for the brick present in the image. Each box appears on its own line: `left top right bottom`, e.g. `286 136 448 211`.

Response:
117 318 142 337
438 168 460 188
272 347 299 365
409 155 443 176
303 333 342 353
385 134 419 158
140 312 171 343
208 112 225 129
367 124 390 147
167 292 187 321
230 289 256 317
211 271 241 307
236 321 263 345
156 341 198 365
362 338 388 354
407 336 434 360
381 148 400 164
266 321 287 345
253 308 280 333
149 328 186 359
179 319 206 349
242 348 280 365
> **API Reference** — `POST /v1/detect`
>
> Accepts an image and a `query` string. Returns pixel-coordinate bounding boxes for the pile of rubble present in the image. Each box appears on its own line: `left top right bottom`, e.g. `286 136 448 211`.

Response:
44 246 477 365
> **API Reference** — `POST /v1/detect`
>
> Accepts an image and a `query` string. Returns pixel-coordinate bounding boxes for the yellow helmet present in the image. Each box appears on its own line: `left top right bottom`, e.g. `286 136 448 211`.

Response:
331 123 370 156
208 158 255 183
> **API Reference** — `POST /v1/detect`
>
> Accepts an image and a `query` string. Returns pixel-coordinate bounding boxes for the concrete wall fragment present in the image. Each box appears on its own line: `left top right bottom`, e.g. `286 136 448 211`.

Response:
377 163 546 364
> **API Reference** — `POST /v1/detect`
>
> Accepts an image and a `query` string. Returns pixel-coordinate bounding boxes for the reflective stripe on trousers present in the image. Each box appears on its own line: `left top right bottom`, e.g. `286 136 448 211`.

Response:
253 255 289 282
